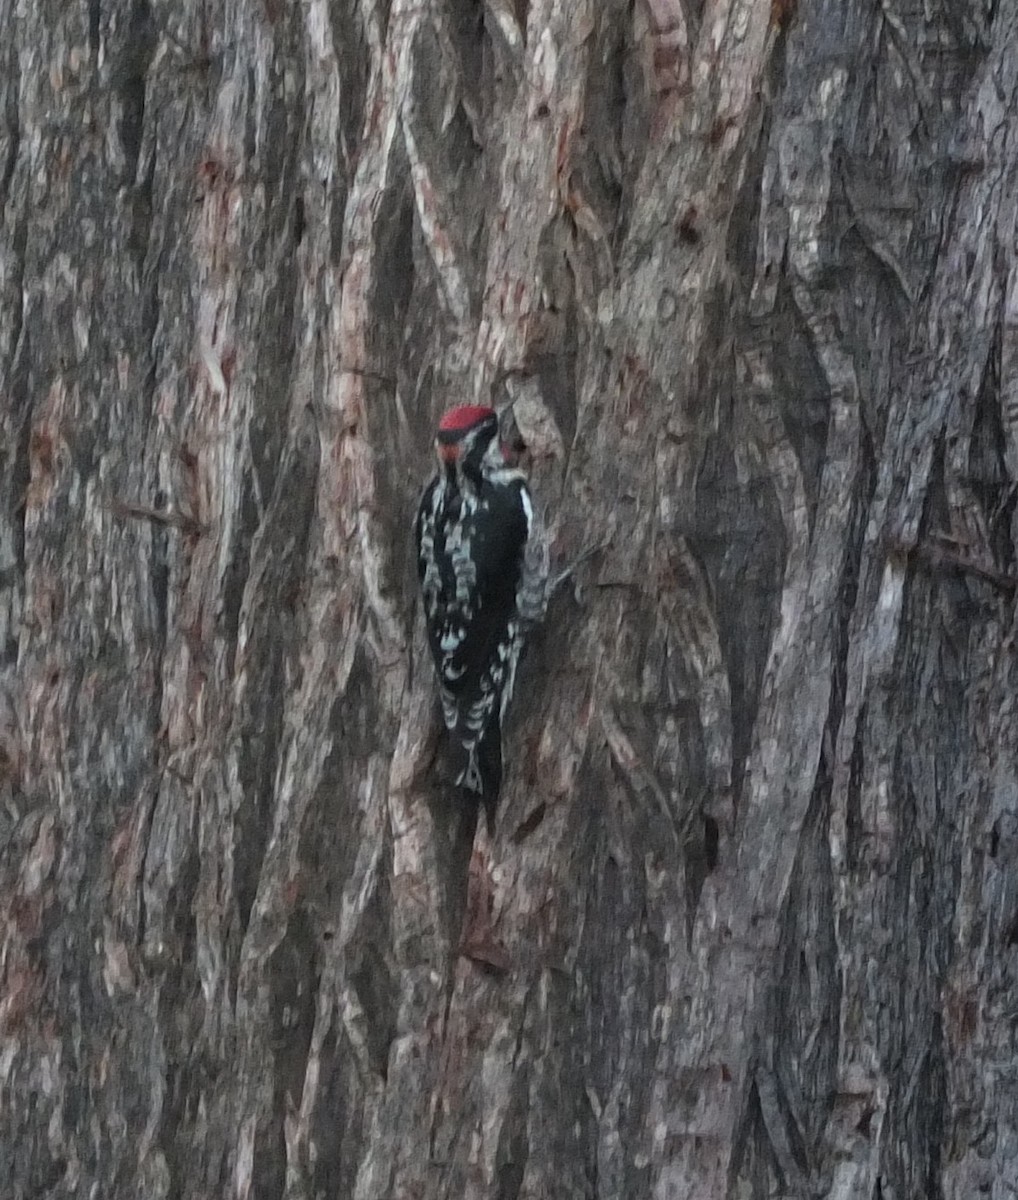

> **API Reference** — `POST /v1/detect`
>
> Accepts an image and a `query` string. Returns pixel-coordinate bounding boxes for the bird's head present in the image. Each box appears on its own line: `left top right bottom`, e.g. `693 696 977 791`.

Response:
435 405 503 475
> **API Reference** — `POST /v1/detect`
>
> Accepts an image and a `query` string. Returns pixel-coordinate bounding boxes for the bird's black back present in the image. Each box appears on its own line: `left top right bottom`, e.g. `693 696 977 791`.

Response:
415 470 530 699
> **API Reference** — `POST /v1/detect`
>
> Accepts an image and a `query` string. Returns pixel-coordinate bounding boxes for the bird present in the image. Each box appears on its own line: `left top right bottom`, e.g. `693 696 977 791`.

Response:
415 404 548 830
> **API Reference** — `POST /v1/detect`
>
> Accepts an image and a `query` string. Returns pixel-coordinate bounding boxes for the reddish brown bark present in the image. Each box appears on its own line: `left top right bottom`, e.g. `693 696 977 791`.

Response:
2 1 1018 1197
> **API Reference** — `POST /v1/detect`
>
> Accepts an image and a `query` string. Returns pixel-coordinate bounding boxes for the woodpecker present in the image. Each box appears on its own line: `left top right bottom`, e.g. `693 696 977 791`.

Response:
415 404 548 827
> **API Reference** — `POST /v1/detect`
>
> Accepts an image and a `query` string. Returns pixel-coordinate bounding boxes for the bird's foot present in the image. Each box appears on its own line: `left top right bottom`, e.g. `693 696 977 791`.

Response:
550 538 608 602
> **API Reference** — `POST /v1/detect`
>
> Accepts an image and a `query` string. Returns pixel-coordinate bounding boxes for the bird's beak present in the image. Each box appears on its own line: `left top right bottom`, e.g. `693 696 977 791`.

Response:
437 439 460 465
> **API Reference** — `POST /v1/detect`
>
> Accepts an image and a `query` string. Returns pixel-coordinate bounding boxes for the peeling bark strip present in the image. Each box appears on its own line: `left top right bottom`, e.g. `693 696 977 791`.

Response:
3 0 1018 1197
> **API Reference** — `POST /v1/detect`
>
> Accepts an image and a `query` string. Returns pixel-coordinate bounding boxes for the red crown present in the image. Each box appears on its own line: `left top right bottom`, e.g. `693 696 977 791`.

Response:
437 405 496 434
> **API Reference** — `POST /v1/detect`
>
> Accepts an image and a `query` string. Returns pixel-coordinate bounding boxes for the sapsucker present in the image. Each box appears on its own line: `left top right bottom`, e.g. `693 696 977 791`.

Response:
415 405 548 827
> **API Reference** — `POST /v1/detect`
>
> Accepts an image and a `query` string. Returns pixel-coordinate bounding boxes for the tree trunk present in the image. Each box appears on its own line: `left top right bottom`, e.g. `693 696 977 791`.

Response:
3 0 1017 1196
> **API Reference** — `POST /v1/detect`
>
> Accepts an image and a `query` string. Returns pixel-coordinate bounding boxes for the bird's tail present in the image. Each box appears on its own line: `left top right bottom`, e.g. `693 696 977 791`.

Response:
456 725 502 835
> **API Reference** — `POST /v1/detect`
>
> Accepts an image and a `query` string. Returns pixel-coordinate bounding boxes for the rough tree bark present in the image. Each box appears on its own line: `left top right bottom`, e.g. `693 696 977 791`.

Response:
2 0 1017 1197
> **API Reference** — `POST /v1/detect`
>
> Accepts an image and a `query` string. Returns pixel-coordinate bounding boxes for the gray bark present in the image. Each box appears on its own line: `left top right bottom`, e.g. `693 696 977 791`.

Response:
2 0 1017 1197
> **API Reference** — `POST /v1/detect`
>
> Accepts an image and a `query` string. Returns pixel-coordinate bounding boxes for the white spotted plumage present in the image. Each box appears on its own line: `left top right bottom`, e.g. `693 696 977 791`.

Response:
415 406 548 821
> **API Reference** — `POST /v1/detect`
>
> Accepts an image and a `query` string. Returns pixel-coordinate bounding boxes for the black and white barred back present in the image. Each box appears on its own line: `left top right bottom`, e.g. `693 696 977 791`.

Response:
415 406 547 822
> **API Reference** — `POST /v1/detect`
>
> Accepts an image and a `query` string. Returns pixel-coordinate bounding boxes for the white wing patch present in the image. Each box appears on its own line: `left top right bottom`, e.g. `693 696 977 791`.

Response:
516 485 548 627
418 460 543 788
520 486 533 535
